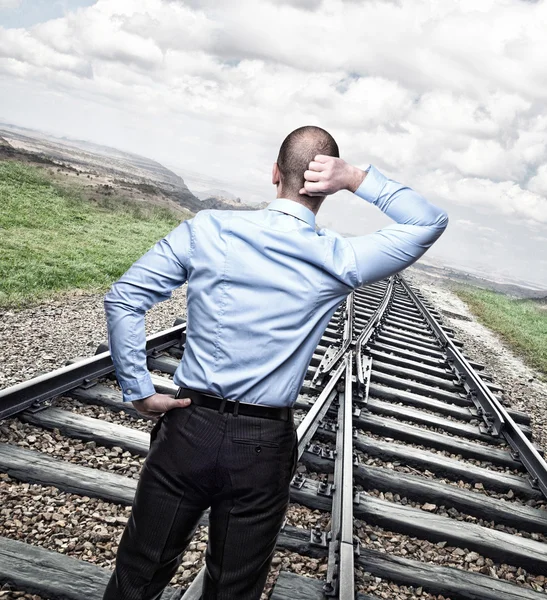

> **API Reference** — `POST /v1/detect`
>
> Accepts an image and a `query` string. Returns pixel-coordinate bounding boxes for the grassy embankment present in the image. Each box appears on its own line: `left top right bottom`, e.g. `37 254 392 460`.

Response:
0 161 190 308
453 286 547 379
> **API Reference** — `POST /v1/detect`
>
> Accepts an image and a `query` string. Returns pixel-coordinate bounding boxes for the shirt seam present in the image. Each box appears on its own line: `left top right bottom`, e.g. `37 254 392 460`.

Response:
267 208 314 228
212 222 233 367
346 238 361 288
129 311 143 382
246 209 314 233
188 214 196 265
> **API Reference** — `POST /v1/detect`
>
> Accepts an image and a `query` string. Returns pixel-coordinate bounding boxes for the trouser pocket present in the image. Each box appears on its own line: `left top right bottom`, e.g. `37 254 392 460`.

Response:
150 414 165 445
232 438 280 448
290 431 299 478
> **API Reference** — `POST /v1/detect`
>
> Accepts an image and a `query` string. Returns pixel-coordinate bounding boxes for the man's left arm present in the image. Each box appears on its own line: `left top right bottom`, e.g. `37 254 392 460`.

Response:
104 219 193 404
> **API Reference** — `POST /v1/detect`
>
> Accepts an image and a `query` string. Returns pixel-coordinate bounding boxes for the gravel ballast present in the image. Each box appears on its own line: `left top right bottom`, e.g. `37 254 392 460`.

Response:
355 518 547 593
406 269 547 453
0 287 187 390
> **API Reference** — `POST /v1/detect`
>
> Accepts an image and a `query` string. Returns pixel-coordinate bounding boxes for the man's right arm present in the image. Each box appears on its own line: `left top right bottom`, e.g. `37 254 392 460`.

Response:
302 156 448 286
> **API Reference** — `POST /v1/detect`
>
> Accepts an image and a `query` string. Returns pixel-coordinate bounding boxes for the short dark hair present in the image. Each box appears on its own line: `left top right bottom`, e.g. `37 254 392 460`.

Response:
277 126 339 196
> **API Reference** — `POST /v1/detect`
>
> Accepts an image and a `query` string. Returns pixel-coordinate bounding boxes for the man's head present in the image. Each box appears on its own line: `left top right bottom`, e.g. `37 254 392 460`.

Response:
273 126 339 207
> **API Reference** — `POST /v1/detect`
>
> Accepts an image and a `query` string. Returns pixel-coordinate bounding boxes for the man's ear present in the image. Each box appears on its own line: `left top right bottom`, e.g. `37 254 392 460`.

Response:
272 162 280 186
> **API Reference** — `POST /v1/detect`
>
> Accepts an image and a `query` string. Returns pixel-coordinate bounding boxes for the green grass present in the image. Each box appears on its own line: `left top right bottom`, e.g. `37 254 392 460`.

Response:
0 161 188 308
453 285 547 378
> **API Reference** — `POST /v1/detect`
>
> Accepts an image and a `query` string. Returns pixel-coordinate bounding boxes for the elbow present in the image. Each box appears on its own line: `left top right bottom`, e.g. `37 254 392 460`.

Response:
104 282 118 311
104 281 129 315
436 210 449 231
104 280 146 316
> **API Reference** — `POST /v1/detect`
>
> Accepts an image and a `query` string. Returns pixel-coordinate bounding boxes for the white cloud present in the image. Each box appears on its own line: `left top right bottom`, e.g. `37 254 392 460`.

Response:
0 0 546 283
446 177 547 224
528 165 547 197
455 219 497 234
0 0 21 9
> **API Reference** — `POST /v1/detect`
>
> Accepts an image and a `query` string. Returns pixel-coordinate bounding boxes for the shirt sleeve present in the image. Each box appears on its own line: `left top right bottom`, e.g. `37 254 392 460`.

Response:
104 219 193 402
347 165 449 286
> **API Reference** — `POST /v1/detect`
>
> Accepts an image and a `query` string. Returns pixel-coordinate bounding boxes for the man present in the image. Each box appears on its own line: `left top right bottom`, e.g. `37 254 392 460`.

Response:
103 126 448 600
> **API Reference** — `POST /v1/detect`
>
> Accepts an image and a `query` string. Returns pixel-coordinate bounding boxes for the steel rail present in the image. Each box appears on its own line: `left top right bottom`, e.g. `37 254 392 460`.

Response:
296 360 346 459
354 277 394 355
398 278 505 434
324 352 355 598
180 566 205 599
355 277 394 399
342 291 354 349
311 293 355 387
0 322 187 420
399 275 547 499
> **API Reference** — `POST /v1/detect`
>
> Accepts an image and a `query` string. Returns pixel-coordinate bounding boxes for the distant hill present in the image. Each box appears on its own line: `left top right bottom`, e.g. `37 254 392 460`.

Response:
411 261 547 299
0 123 257 215
195 188 241 204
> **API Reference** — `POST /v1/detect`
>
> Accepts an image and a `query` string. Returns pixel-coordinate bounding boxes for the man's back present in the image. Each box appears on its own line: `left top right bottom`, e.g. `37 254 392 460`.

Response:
181 203 351 406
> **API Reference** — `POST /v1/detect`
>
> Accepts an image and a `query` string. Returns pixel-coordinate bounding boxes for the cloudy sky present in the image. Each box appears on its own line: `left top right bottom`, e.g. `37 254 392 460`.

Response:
1 0 546 287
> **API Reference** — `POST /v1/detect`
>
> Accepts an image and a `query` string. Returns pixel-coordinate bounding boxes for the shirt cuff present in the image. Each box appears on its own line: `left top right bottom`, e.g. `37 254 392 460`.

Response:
354 165 387 205
118 374 156 403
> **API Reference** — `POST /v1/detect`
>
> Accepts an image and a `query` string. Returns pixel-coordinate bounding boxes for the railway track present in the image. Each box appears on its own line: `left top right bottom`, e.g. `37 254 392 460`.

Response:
1 275 547 599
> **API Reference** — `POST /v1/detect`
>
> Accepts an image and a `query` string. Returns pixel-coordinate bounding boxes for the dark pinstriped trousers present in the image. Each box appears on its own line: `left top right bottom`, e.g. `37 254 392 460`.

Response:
103 402 298 600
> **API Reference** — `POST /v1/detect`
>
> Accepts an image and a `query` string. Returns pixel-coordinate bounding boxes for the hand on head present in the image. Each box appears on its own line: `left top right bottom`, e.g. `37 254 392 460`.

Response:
132 393 191 418
300 155 366 197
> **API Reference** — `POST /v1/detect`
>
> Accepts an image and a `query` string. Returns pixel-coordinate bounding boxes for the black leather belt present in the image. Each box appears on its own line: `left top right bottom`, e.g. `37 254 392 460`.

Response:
176 387 293 422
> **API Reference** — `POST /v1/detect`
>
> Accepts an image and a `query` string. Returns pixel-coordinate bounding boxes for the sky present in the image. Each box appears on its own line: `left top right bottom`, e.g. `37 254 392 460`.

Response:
0 0 546 287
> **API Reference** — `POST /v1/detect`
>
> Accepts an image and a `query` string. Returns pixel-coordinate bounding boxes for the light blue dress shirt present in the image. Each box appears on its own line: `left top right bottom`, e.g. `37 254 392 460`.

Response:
105 165 448 407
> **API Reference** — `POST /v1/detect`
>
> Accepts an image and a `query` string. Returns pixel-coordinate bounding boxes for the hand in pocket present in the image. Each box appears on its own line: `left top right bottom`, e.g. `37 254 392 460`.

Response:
133 393 192 418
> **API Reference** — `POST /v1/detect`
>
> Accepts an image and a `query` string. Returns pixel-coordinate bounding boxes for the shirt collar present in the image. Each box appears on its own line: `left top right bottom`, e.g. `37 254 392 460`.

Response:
266 198 316 228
